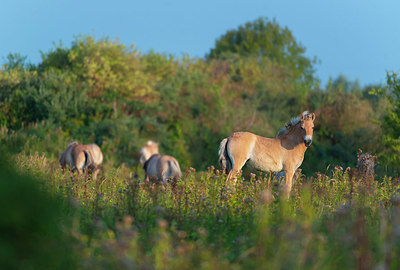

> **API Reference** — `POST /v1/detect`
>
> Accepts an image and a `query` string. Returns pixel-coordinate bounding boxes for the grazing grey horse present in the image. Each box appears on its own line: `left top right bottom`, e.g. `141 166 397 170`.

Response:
60 142 103 179
139 141 182 183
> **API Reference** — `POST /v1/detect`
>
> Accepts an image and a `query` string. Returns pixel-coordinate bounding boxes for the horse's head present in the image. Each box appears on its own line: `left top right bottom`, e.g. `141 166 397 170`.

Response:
139 140 159 166
300 112 315 147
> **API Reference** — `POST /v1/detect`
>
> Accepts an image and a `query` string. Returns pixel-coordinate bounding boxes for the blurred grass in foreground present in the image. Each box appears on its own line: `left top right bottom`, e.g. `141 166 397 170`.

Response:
2 151 400 269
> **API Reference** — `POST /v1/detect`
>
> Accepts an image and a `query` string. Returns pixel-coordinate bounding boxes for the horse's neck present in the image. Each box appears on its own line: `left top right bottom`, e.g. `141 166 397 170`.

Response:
281 127 306 152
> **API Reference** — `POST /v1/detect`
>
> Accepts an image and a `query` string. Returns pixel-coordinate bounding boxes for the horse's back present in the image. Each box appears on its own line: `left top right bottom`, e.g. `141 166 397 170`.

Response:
227 131 258 158
229 131 256 140
228 131 256 146
146 155 181 182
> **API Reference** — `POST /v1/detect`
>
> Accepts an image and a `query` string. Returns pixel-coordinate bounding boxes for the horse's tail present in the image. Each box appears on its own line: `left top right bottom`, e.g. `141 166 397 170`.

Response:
83 150 95 171
218 138 232 174
168 159 182 180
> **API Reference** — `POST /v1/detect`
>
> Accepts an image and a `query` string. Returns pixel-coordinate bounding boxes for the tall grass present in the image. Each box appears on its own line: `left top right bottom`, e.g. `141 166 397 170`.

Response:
6 151 400 269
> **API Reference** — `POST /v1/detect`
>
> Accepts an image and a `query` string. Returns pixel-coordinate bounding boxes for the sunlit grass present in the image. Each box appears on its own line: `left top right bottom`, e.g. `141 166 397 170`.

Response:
9 152 400 269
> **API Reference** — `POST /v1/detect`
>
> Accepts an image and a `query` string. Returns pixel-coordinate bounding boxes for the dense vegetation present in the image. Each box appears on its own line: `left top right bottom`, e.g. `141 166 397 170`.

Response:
0 18 391 174
1 17 400 268
3 151 400 269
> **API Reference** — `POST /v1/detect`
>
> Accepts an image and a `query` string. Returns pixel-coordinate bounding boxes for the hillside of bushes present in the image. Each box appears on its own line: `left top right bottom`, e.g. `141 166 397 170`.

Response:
0 18 394 175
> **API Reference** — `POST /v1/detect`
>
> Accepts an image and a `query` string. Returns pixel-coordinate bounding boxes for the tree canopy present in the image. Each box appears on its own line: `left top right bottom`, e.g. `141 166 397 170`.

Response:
208 17 316 84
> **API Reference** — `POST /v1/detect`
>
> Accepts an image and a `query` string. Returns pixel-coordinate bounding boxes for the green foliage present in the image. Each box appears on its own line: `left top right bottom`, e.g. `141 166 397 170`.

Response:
372 72 400 171
0 30 388 173
5 152 400 269
0 153 77 269
40 36 156 101
208 17 316 85
3 53 30 70
0 17 398 269
301 75 386 173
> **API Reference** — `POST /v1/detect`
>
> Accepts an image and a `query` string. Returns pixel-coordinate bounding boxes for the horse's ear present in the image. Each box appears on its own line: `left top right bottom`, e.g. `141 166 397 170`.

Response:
311 113 315 121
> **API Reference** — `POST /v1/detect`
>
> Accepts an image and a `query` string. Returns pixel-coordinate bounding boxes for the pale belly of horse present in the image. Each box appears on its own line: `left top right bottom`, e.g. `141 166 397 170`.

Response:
247 158 283 172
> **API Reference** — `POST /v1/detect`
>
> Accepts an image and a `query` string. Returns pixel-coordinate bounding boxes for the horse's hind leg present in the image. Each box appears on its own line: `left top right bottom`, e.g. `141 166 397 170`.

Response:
225 138 251 186
226 158 247 186
226 170 237 186
77 167 84 177
93 168 100 180
160 166 169 185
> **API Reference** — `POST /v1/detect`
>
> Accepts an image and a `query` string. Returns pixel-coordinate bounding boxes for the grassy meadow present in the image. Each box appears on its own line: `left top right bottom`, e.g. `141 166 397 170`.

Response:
2 149 400 269
2 18 400 269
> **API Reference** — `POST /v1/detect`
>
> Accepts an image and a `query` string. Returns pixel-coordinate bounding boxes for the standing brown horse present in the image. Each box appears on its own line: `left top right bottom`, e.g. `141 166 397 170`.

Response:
218 111 315 196
139 141 182 184
60 142 103 180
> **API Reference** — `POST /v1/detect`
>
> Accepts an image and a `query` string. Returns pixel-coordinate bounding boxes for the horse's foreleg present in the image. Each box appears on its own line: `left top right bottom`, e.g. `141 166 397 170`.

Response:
283 169 295 198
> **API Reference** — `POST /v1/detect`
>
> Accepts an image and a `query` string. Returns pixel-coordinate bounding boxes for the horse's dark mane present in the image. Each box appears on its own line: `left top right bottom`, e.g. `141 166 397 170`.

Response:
143 153 160 171
276 111 312 138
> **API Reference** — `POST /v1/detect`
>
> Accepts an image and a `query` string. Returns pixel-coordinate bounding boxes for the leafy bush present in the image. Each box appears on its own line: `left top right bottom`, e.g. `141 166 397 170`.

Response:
372 72 400 172
0 27 387 173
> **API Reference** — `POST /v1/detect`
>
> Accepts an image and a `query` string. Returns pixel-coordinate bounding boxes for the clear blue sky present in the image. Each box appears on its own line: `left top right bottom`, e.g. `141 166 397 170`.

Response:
1 0 399 87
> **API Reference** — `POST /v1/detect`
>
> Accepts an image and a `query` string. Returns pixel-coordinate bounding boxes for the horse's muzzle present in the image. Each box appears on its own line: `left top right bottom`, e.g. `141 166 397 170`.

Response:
304 139 312 147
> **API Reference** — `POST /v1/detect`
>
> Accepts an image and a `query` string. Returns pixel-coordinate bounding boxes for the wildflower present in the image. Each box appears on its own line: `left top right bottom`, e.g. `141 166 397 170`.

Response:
154 205 165 214
176 245 186 255
196 227 207 236
336 203 351 216
123 215 134 226
334 165 343 172
260 190 274 205
244 197 254 203
176 231 187 239
157 219 168 229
